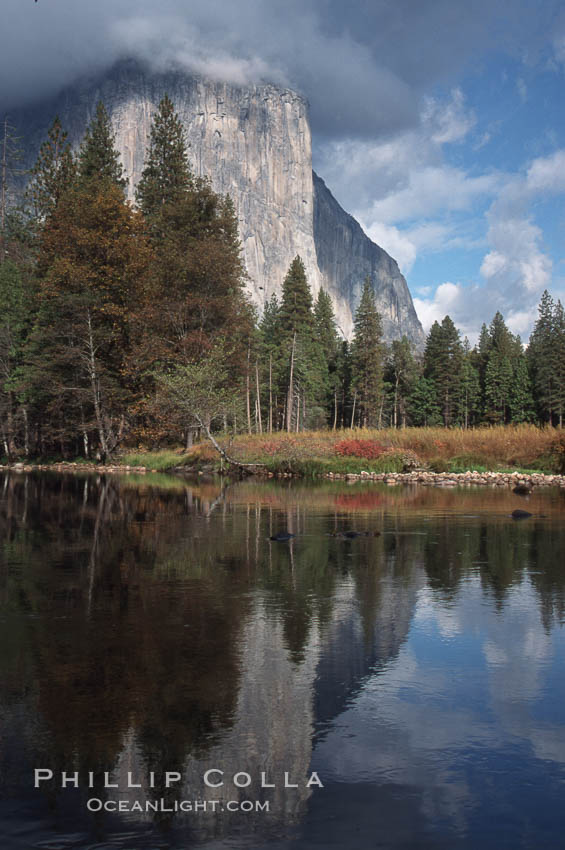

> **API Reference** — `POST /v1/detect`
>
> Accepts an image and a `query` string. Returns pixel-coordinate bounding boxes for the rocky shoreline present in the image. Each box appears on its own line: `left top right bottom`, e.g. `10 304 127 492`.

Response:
323 471 565 488
1 461 565 489
270 469 565 488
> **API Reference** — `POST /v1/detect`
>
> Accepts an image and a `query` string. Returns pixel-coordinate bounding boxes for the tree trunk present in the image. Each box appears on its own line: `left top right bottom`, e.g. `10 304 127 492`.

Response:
333 389 338 430
350 390 357 429
193 412 265 473
269 353 273 434
286 332 296 433
23 406 29 457
255 358 263 434
85 309 109 462
246 344 252 434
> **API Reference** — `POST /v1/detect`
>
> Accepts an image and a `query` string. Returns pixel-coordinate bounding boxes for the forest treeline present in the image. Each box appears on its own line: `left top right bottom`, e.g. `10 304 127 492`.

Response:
1 97 565 461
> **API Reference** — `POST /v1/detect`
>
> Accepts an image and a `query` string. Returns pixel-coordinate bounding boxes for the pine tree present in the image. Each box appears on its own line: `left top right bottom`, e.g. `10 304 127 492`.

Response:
0 259 35 456
27 116 76 222
276 259 328 431
424 316 463 426
279 256 313 334
335 340 353 428
136 95 192 218
509 348 534 423
314 288 340 427
258 294 282 432
408 375 441 426
528 290 556 424
314 288 339 361
77 102 126 190
553 300 565 427
1 116 24 265
388 336 418 427
350 278 384 428
460 338 481 428
484 350 513 424
27 154 151 458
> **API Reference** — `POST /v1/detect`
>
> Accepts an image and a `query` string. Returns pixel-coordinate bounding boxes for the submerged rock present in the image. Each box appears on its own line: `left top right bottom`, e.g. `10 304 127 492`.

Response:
512 484 532 495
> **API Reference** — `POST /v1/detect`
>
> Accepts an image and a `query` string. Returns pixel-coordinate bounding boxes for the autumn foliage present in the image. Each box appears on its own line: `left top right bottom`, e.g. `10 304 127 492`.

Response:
334 438 386 459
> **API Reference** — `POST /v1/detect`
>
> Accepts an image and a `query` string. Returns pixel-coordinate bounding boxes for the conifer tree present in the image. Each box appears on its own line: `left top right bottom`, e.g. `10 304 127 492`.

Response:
27 116 76 222
277 258 328 430
26 106 150 458
0 259 34 456
553 300 565 427
77 102 126 190
350 278 384 427
509 348 534 424
136 95 192 218
423 316 462 426
279 256 314 334
387 336 418 427
335 340 353 428
484 350 513 424
258 294 282 432
528 290 556 424
314 288 339 361
460 338 481 428
314 288 340 427
408 376 441 426
1 116 24 265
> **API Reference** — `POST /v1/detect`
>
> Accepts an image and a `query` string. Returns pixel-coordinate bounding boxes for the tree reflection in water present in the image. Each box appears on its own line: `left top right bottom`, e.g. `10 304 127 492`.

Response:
0 471 563 847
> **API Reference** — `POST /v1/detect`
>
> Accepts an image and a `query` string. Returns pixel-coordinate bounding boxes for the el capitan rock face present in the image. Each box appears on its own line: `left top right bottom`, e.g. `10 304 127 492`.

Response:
11 62 425 345
313 172 424 343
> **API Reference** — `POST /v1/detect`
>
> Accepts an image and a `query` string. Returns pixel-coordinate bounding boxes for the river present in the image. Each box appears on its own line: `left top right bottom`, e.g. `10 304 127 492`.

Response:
0 471 564 849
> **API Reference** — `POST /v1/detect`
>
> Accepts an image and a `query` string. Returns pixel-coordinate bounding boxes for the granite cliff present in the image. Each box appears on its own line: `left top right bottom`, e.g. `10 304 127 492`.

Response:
12 62 425 345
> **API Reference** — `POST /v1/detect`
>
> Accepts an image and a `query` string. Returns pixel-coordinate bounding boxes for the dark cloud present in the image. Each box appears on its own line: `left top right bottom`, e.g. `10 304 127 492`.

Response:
1 0 563 140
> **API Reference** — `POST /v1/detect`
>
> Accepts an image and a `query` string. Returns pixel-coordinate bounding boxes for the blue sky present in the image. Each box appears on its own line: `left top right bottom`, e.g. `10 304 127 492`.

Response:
314 49 565 341
3 0 565 341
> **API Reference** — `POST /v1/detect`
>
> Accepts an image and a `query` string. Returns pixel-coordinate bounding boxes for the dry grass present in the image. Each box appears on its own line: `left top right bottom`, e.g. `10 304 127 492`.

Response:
124 426 565 474
222 425 565 473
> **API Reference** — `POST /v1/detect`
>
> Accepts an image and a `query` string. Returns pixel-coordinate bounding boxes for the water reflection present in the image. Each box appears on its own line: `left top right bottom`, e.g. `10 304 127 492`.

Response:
0 472 564 848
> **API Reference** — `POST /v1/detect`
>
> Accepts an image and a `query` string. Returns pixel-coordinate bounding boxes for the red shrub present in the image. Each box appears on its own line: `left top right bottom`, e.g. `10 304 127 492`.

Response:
334 439 386 459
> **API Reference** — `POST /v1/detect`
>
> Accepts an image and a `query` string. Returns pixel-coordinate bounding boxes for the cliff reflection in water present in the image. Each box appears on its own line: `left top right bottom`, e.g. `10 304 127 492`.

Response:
0 472 564 848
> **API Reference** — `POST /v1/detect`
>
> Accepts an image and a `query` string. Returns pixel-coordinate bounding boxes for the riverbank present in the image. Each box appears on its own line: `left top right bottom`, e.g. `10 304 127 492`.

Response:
126 424 565 477
2 425 564 483
2 463 565 489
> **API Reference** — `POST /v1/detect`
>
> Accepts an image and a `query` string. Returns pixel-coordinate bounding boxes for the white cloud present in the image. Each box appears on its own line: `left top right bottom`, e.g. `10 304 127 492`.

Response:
505 310 533 335
480 251 506 279
365 222 417 274
413 282 463 332
366 165 498 225
365 221 462 275
422 87 476 144
526 149 565 192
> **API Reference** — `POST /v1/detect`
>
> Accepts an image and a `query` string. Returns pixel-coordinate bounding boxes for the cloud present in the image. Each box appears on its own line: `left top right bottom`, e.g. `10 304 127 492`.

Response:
526 149 565 192
413 282 467 333
407 144 565 342
366 166 498 225
3 0 565 346
481 216 552 293
422 88 476 144
1 0 563 142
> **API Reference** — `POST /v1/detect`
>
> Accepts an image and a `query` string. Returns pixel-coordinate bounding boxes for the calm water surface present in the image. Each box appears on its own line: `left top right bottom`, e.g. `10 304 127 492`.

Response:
0 472 564 849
